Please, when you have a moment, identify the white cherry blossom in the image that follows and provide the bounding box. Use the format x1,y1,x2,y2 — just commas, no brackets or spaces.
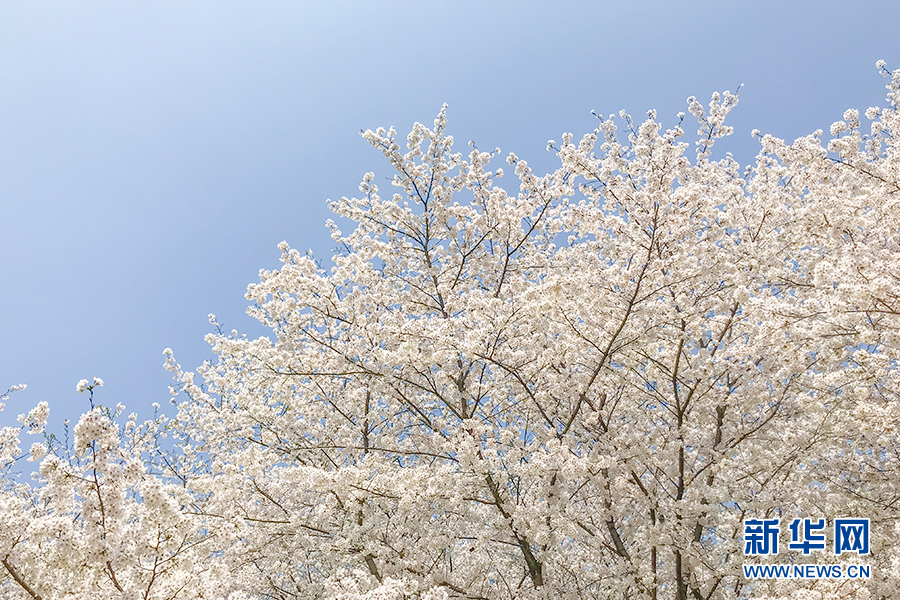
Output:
2,62,899,600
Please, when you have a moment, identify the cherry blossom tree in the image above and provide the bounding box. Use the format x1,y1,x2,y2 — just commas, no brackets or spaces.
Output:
0,381,234,600
3,62,899,600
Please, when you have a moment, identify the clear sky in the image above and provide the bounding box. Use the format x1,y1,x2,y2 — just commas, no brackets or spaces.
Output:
2,1,899,427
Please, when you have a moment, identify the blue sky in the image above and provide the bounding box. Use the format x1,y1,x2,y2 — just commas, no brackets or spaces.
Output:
2,1,899,427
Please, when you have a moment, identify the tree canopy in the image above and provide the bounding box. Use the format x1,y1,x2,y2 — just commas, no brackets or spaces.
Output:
2,63,900,600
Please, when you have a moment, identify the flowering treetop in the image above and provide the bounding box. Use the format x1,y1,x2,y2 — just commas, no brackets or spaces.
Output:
1,62,899,600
